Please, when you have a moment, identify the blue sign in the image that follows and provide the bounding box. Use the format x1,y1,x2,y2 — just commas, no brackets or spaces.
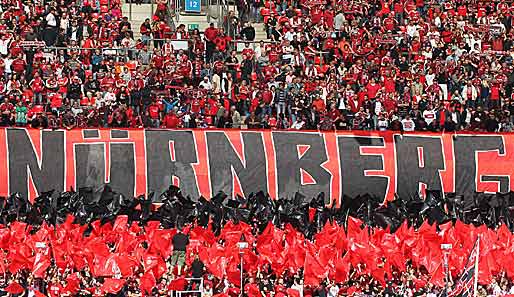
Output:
185,0,201,12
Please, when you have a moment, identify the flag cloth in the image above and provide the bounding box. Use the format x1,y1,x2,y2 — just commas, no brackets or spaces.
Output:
448,237,480,297
4,282,25,294
101,278,126,294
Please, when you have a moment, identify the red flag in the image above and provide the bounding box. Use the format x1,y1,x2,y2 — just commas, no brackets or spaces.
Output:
346,216,363,236
152,256,168,279
4,282,24,294
140,270,156,295
149,229,173,258
428,259,445,287
318,245,335,268
168,277,187,291
314,221,339,248
62,215,76,231
114,254,137,277
226,261,242,286
63,273,80,295
113,215,129,233
303,246,326,286
101,278,126,294
245,283,261,297
32,254,51,278
333,253,350,283
308,207,316,222
0,228,10,249
286,288,301,297
91,254,119,277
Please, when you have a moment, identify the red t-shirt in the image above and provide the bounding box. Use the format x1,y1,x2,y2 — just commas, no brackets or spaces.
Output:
490,84,500,100
11,59,26,73
262,89,272,104
384,77,396,93
148,104,160,119
191,99,201,113
164,113,180,128
204,27,218,41
50,93,63,108
366,83,381,99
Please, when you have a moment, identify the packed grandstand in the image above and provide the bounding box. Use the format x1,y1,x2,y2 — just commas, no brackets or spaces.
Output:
0,0,514,295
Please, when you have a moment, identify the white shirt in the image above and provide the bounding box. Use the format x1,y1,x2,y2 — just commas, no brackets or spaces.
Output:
4,57,12,74
425,73,435,86
406,24,419,38
423,109,436,125
212,73,221,93
374,100,383,115
254,46,263,59
328,285,339,297
71,107,83,116
284,31,296,42
401,119,416,131
338,98,346,110
60,17,69,31
103,92,117,106
0,39,9,56
378,119,389,131
291,284,304,297
199,80,212,90
46,12,57,27
292,120,305,130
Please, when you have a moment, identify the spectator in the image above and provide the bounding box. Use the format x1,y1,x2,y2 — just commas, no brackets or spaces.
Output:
171,227,189,277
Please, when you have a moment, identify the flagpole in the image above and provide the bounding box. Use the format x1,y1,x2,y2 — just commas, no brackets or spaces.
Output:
473,235,480,297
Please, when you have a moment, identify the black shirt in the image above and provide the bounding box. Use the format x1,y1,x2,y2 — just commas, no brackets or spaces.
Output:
172,232,189,251
191,259,205,278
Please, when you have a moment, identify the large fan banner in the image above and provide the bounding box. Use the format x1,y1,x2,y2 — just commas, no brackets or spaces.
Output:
0,128,512,203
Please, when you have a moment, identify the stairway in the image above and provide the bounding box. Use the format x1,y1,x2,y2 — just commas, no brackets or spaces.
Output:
122,2,269,42
253,22,267,41
122,3,155,39
176,13,212,32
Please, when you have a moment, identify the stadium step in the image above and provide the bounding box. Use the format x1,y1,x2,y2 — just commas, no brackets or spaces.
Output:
175,13,212,31
253,22,267,42
122,3,155,39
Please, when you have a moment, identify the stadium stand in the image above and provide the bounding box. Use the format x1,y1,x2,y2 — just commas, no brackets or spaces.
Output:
0,0,513,132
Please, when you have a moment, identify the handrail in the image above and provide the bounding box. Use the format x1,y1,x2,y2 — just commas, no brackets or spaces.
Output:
175,277,204,297
165,0,177,31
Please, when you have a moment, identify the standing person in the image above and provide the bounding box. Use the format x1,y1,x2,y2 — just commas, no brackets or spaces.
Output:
15,101,27,126
204,23,218,63
187,254,205,295
171,227,189,277
274,82,288,116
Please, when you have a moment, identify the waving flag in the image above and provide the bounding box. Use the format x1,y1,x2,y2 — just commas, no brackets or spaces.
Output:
448,237,480,297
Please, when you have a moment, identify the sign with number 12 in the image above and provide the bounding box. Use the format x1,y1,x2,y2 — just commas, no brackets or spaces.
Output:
185,0,201,12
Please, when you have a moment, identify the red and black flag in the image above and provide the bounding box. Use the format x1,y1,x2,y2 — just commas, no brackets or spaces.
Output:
448,238,480,297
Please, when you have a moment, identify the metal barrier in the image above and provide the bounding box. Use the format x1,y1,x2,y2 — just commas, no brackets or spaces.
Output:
174,278,204,297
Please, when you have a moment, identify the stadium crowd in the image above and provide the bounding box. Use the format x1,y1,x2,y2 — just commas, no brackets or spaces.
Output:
1,218,514,297
0,0,513,131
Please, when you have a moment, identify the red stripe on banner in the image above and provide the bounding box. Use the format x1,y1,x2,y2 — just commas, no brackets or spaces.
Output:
132,130,146,197
225,131,245,163
263,131,277,199
440,133,455,193
322,132,341,207
100,130,110,184
357,132,396,203
192,130,210,199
